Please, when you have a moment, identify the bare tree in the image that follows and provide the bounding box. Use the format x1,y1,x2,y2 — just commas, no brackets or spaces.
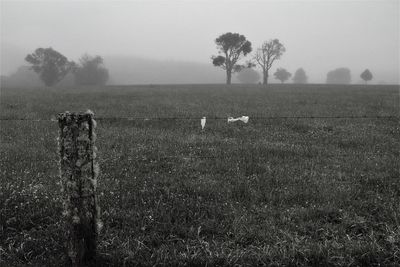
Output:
212,32,252,85
254,39,285,85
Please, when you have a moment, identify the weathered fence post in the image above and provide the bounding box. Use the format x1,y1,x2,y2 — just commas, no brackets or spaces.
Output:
58,110,101,267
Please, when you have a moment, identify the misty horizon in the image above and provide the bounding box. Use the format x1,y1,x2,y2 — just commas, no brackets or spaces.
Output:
1,0,399,85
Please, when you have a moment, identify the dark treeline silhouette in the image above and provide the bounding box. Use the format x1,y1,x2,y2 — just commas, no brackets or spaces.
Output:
20,47,110,87
326,68,351,84
0,39,385,87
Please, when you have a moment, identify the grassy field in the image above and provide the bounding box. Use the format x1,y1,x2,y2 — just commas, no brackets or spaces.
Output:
1,84,399,266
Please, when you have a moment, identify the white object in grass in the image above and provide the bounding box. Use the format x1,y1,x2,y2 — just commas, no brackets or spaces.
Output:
227,116,249,123
201,117,206,129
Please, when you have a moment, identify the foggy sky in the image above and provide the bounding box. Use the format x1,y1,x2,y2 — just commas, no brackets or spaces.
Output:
1,0,399,84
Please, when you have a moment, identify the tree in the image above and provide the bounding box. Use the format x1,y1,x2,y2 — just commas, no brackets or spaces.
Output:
25,47,74,86
360,69,373,84
254,39,285,85
326,68,351,84
274,68,291,83
74,54,109,85
211,32,252,84
236,68,260,84
292,68,308,84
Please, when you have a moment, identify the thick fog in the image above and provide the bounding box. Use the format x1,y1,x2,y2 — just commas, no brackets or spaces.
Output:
1,0,399,85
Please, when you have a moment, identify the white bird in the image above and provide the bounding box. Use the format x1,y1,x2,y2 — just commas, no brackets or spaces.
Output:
201,117,206,129
227,116,249,123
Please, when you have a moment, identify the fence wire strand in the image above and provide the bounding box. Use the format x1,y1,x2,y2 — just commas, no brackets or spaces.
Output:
0,115,399,122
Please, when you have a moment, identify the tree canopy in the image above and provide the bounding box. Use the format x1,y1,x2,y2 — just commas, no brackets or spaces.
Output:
326,68,351,84
292,68,308,84
25,47,74,86
211,32,252,84
274,68,291,83
360,69,373,84
74,54,109,86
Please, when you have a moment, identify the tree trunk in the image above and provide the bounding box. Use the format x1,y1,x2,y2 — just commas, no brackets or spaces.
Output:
226,70,232,85
263,70,268,85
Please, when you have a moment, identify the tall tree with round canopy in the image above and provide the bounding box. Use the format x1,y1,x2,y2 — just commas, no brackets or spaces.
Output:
211,32,252,85
25,47,74,86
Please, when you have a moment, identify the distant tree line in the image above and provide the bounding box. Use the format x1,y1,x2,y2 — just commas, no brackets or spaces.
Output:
324,68,373,84
19,37,375,87
211,32,374,86
211,33,286,85
24,47,109,87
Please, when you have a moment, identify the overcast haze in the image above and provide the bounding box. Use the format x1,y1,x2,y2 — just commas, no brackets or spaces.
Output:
1,0,399,84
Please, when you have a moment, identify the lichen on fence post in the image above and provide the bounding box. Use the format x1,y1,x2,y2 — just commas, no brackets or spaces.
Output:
58,110,101,267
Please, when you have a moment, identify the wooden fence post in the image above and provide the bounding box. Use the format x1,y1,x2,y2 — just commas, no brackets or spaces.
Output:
58,110,101,267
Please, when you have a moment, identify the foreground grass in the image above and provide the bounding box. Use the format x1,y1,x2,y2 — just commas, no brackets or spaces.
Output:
1,84,399,266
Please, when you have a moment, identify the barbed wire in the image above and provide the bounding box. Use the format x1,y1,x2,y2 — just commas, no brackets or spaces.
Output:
0,115,398,122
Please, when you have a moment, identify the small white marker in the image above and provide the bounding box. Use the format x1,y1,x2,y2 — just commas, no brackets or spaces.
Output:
201,117,206,130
